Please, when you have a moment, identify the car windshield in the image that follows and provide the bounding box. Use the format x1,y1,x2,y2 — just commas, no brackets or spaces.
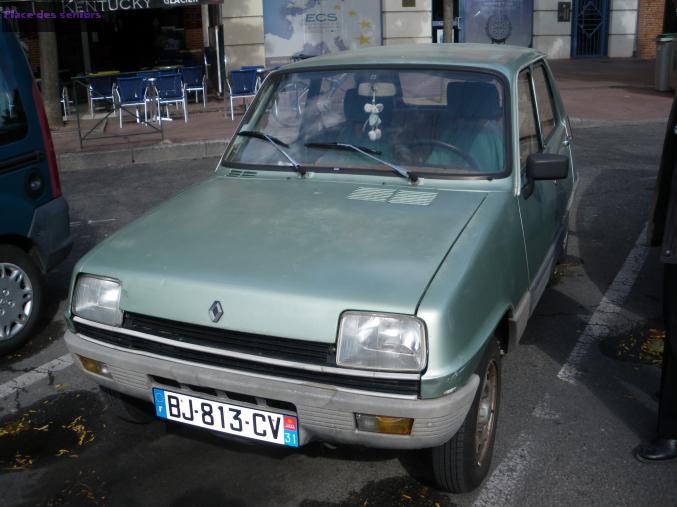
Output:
223,68,508,178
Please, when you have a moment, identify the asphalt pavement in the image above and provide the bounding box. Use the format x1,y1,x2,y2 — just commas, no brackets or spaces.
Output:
0,120,675,506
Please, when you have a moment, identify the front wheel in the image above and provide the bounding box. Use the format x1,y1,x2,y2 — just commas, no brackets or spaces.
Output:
431,339,501,493
0,245,44,355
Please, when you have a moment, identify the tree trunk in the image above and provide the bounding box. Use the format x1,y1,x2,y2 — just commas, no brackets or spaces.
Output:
37,19,62,127
443,0,454,43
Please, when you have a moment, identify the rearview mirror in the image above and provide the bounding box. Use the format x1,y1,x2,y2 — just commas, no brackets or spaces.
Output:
357,82,397,97
526,153,569,180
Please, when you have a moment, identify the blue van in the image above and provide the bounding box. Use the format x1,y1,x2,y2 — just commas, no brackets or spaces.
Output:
0,21,72,354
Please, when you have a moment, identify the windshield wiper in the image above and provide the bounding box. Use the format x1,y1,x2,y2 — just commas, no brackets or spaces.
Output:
305,142,418,183
237,130,306,176
306,142,382,155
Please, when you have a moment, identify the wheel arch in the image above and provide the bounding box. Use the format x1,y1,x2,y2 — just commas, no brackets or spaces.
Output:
494,309,512,355
0,235,45,273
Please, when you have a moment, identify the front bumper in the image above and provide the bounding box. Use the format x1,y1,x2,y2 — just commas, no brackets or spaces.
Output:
28,196,73,272
65,329,478,449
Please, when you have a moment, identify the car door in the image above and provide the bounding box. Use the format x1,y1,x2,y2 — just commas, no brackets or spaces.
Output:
530,61,575,228
516,66,562,300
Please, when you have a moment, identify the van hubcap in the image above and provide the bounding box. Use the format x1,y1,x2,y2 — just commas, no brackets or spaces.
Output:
0,263,33,341
475,360,498,466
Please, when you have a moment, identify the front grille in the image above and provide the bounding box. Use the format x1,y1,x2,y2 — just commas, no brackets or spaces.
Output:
74,322,420,396
123,312,334,366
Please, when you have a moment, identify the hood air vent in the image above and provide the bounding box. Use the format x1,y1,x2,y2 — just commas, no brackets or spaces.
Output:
388,190,438,206
227,169,258,178
347,187,437,206
347,187,396,202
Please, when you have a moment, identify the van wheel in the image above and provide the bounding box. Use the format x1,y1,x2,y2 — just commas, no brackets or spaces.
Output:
431,339,501,493
101,387,156,424
0,246,44,355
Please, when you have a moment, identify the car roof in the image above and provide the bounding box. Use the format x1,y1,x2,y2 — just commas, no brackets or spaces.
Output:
283,43,544,77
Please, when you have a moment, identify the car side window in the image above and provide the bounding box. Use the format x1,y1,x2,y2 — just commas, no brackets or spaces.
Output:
532,64,557,141
0,57,28,146
518,70,539,169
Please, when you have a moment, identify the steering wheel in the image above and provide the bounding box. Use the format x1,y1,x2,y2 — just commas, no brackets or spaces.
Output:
404,139,479,171
271,81,309,127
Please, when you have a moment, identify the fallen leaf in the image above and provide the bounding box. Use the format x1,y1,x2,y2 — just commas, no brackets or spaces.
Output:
8,451,33,469
64,416,95,446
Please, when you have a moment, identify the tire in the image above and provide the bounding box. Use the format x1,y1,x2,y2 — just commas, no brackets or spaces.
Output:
0,245,44,355
431,339,502,493
101,387,156,424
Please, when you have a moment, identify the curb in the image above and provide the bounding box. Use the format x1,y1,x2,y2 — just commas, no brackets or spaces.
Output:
56,117,668,170
56,139,228,172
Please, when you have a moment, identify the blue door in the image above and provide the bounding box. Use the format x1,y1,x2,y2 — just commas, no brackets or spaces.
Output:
571,0,610,57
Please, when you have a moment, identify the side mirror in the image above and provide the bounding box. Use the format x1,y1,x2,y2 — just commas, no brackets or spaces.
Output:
526,153,569,180
523,153,569,199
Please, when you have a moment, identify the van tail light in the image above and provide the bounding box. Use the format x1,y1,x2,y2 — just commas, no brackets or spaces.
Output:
31,81,62,198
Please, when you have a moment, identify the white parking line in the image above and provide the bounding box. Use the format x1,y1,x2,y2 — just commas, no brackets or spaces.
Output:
69,218,118,227
557,224,650,384
473,432,533,507
476,224,650,505
0,354,74,399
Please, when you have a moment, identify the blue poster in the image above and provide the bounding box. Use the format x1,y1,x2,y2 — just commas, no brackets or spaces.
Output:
263,0,382,65
461,0,534,47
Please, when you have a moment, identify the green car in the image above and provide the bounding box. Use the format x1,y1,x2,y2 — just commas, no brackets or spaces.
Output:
64,44,576,493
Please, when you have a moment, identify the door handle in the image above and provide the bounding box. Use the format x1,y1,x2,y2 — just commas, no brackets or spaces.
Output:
563,136,572,147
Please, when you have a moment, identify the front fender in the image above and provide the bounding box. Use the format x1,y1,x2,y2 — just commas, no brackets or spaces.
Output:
418,192,528,399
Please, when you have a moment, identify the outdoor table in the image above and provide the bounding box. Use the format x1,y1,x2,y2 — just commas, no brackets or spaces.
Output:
145,77,169,123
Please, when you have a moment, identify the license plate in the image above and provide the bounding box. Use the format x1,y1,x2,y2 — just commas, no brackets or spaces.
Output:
152,388,299,447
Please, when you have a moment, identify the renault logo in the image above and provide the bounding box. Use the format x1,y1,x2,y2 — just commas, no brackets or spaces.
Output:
208,301,224,323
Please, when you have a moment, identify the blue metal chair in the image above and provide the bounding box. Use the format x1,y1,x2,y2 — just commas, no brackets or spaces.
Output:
181,65,206,107
87,75,115,117
60,83,73,121
114,76,149,128
137,70,159,82
155,73,187,123
240,66,265,91
226,69,258,121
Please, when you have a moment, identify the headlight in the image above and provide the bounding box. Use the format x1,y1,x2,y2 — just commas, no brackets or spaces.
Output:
72,275,123,326
336,311,427,372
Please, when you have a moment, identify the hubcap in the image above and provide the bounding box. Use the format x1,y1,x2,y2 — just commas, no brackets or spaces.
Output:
475,359,498,466
0,263,33,341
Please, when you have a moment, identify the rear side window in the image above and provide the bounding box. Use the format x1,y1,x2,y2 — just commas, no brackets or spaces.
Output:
518,70,539,169
0,57,28,145
532,64,557,140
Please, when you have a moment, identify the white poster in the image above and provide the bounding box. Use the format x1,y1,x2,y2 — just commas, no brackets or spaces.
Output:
264,0,382,66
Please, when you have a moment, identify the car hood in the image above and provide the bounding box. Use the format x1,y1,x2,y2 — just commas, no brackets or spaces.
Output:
78,175,487,343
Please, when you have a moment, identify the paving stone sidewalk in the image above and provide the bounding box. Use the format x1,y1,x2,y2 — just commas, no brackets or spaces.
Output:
549,58,672,125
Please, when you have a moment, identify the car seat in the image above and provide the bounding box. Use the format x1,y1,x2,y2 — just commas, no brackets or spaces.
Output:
427,82,505,173
310,88,395,167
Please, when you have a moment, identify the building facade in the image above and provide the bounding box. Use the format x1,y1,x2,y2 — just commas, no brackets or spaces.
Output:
1,0,670,86
220,0,667,68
